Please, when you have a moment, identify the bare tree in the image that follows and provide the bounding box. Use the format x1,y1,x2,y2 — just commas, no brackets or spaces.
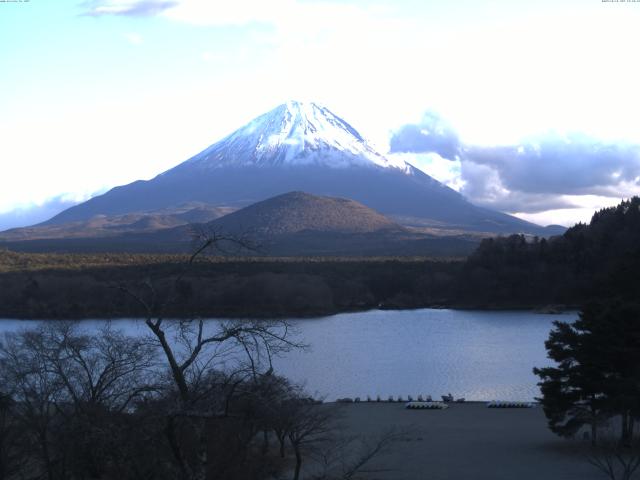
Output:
118,230,297,405
117,230,303,480
263,377,302,459
288,403,336,480
34,322,158,413
0,328,67,480
0,323,159,480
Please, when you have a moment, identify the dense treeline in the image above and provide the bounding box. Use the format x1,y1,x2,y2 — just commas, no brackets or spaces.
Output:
457,197,640,307
0,254,461,319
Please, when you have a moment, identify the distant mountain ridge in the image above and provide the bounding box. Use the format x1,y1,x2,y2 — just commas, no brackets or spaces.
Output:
39,101,561,236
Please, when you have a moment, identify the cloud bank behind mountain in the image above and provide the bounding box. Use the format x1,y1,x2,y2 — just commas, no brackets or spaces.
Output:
389,112,640,223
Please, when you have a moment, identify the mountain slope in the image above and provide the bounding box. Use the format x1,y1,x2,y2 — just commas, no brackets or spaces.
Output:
41,101,555,235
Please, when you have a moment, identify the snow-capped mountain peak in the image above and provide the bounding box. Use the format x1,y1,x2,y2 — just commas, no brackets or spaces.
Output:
41,101,552,236
184,101,409,170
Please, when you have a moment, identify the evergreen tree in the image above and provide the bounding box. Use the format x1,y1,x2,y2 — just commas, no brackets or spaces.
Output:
534,301,640,445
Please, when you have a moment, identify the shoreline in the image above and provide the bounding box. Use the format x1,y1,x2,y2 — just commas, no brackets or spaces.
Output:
0,304,580,322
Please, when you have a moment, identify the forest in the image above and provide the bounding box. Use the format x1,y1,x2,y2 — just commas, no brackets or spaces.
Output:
0,197,639,319
457,197,640,307
0,254,461,319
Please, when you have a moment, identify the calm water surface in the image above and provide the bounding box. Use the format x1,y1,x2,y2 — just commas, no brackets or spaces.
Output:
0,309,576,401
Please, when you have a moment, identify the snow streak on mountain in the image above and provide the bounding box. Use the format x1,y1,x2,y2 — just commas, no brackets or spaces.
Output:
179,101,409,171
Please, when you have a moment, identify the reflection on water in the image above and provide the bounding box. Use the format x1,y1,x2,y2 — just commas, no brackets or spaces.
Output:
0,309,576,401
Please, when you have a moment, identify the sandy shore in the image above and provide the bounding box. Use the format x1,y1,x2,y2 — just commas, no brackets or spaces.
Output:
333,402,602,480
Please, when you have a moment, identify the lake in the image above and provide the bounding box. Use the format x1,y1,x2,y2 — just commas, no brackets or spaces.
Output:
0,309,576,401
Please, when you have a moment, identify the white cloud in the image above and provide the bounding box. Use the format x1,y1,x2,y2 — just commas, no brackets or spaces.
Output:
389,108,640,224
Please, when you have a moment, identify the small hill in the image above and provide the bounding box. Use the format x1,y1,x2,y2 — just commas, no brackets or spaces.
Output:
208,191,404,237
0,203,230,241
196,192,480,256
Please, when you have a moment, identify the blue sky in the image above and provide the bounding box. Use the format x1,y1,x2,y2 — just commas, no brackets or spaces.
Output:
1,0,639,229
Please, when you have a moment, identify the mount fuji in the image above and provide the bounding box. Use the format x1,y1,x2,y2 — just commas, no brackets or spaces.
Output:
41,101,557,235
